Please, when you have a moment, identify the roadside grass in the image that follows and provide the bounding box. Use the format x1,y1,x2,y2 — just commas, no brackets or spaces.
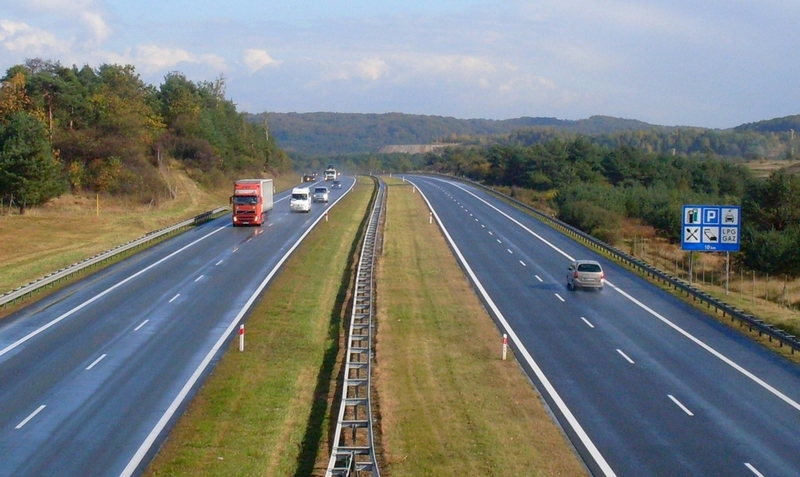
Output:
0,171,299,298
374,177,586,476
143,177,374,477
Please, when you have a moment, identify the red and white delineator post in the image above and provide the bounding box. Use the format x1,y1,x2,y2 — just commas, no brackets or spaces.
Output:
239,324,245,352
502,333,508,360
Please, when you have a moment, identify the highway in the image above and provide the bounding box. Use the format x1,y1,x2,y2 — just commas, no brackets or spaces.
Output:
0,177,354,477
402,174,800,477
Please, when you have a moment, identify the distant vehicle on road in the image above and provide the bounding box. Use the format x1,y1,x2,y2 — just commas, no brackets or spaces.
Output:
312,186,329,203
331,180,342,189
566,260,604,290
230,179,273,226
290,187,311,213
324,165,336,181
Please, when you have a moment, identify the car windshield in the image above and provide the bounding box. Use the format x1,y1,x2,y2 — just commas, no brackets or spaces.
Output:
577,263,602,273
315,188,326,193
292,193,308,200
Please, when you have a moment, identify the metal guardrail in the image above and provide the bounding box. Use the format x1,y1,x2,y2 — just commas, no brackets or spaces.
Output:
326,178,385,477
1,206,230,309
428,173,800,354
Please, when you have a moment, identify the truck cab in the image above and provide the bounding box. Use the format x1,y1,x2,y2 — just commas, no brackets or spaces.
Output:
290,187,311,213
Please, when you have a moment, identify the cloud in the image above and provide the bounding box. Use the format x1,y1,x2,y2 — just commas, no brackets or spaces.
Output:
243,49,280,72
0,19,66,53
357,58,388,80
101,45,228,74
80,11,112,44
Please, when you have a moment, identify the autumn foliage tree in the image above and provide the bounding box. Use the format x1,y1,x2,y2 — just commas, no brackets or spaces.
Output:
0,58,290,212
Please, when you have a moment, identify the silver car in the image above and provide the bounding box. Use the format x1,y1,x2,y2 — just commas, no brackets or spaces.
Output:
567,260,604,290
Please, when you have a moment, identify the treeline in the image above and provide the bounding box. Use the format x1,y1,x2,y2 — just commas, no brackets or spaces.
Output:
424,138,800,276
252,111,800,160
505,127,792,160
254,112,658,156
0,59,289,213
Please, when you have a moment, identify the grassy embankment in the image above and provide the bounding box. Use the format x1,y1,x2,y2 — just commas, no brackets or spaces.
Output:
374,177,585,476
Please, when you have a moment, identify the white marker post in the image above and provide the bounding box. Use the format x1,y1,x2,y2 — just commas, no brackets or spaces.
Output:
239,324,245,352
429,212,433,224
325,212,328,222
502,334,508,360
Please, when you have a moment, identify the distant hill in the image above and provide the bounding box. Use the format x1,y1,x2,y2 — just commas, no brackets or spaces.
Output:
249,111,800,160
249,112,665,156
733,115,800,133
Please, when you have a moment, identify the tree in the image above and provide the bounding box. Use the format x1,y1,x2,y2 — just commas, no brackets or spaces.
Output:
0,111,65,213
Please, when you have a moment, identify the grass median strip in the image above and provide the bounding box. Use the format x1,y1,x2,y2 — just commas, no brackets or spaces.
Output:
144,178,374,477
374,177,586,476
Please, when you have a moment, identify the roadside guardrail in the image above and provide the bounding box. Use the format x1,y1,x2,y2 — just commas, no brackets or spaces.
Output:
429,173,800,354
1,206,230,309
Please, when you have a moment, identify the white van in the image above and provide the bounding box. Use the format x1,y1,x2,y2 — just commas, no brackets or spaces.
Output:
290,187,311,213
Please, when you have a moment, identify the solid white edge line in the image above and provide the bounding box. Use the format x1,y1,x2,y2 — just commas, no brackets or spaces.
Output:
616,349,635,364
436,177,800,414
118,178,357,477
406,178,617,477
745,463,765,477
15,405,46,429
86,353,107,370
607,281,800,413
668,394,694,416
581,317,595,328
0,227,227,359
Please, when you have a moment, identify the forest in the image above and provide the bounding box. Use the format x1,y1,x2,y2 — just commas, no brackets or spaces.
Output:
0,59,290,213
257,111,800,159
421,139,800,276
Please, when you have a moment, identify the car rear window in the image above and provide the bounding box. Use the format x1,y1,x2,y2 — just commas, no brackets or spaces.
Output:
577,263,602,272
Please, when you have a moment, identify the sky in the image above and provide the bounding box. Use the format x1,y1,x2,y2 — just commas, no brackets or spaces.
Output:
1,0,798,129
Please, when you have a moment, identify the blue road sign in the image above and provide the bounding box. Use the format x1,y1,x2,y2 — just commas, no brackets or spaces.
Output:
681,205,740,252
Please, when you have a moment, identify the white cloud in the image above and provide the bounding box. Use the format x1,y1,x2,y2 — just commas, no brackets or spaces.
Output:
136,45,195,70
0,19,66,53
243,49,279,72
80,11,112,44
357,57,388,80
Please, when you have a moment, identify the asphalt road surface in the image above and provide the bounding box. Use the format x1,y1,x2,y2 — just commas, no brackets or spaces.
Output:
0,177,355,477
402,174,800,477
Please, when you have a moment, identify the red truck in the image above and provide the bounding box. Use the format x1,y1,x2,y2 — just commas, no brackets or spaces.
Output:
230,179,274,226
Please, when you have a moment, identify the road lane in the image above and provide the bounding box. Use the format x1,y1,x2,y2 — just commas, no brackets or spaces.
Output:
0,177,356,477
405,174,800,477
